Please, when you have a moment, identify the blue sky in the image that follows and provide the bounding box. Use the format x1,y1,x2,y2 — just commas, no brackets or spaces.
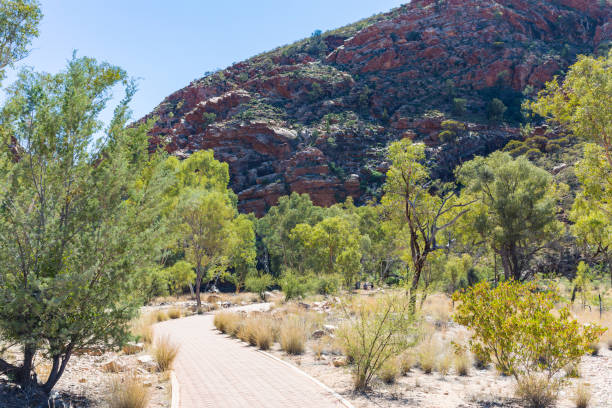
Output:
3,0,405,123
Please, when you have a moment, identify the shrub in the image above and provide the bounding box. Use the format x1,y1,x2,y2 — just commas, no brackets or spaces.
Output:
153,335,179,372
108,375,150,408
587,341,600,356
238,316,275,350
379,359,399,384
438,129,456,143
515,374,559,408
279,271,310,300
314,274,341,295
572,382,592,408
452,98,467,116
245,273,274,300
487,98,507,121
280,317,307,355
167,308,182,319
337,294,415,390
437,352,453,376
453,281,604,382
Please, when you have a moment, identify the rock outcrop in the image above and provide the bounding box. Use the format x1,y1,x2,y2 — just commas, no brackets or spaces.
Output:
142,0,611,215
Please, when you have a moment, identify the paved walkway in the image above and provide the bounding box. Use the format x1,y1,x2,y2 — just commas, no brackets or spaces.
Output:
155,304,345,408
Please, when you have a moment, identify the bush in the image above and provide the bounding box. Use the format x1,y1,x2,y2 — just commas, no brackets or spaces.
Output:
437,352,453,376
452,98,467,116
279,271,310,300
245,273,274,300
515,374,559,408
572,382,592,408
238,316,275,350
398,351,415,375
108,375,150,408
453,281,604,382
337,294,415,390
454,352,470,376
280,317,307,355
154,310,169,322
314,274,341,295
417,339,438,374
153,335,180,372
487,98,507,121
438,129,456,143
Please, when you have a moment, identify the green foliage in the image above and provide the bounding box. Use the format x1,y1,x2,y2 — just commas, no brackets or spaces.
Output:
456,151,561,281
244,273,273,300
278,270,310,300
0,56,172,393
0,0,42,81
337,294,416,390
383,139,471,312
202,111,217,126
487,98,507,121
528,50,611,167
452,97,467,116
165,261,196,296
453,282,604,382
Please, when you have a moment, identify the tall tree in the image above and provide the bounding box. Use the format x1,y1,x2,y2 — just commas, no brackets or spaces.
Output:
0,0,42,81
0,57,172,394
382,139,472,313
456,151,562,281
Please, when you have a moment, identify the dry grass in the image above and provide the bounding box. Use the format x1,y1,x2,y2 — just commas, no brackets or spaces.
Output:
131,315,154,345
421,294,453,328
280,317,307,355
213,312,243,335
153,335,179,372
154,309,169,322
572,382,592,408
437,352,453,376
108,375,150,408
417,338,439,374
34,361,52,383
241,317,276,350
167,307,182,319
379,359,400,384
454,352,470,376
312,338,326,360
515,375,559,408
398,350,415,375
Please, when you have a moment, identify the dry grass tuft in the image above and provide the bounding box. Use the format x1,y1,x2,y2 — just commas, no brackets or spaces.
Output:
417,338,439,374
108,375,150,408
454,352,470,376
398,350,415,375
312,338,326,360
421,294,453,328
167,307,182,319
153,335,179,372
131,315,154,345
515,375,559,408
437,352,453,376
35,361,52,383
213,312,243,335
280,317,307,355
572,382,592,408
154,309,169,322
379,359,400,384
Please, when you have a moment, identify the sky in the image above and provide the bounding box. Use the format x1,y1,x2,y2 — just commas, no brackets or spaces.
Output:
3,0,405,124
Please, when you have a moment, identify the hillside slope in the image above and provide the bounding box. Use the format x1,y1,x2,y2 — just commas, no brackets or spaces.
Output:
142,0,611,215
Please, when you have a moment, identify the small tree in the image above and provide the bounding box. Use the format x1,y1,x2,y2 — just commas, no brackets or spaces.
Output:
337,294,415,390
453,281,604,382
245,273,273,300
382,139,473,313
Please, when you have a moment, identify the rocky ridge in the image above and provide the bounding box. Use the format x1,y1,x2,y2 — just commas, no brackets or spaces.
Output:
142,0,611,215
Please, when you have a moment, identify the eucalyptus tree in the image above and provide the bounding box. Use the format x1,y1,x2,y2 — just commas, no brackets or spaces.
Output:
382,139,473,313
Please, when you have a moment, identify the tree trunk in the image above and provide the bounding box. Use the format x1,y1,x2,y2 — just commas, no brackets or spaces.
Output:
409,257,425,315
42,347,72,394
195,264,203,309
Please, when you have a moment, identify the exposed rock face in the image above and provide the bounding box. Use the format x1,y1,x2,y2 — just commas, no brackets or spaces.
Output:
142,0,611,215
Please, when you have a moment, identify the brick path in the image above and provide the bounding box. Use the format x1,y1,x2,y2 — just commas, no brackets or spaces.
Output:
155,304,345,408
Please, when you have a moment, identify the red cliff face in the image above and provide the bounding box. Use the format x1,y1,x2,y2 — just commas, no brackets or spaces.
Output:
143,0,611,216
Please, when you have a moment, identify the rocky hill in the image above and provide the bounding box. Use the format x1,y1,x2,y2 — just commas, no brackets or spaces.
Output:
142,0,611,215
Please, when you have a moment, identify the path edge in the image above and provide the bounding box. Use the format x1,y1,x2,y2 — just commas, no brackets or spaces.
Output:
257,350,355,408
170,370,180,408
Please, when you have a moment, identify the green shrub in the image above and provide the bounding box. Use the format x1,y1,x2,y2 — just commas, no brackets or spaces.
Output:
314,274,341,295
438,129,456,143
487,98,507,121
452,98,467,116
245,273,274,300
453,281,604,382
279,270,310,300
